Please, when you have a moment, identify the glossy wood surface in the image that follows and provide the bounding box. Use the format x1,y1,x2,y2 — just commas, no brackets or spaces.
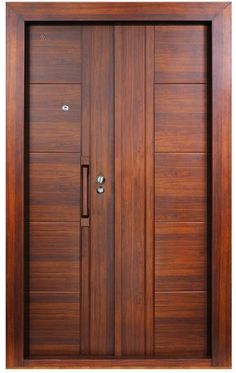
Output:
88,25,115,355
6,2,231,369
155,222,207,291
155,25,207,83
155,292,208,357
115,25,146,356
28,84,81,152
27,24,81,83
155,84,207,152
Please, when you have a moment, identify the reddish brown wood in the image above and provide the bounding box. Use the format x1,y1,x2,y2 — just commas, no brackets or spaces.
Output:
211,3,231,367
6,6,25,368
8,2,229,21
155,153,207,222
155,222,207,291
27,24,81,83
26,292,80,356
6,2,231,369
155,84,207,153
28,84,81,152
145,25,155,356
29,153,80,222
155,25,207,83
115,24,146,356
27,223,80,291
88,25,115,355
22,358,213,368
155,292,208,357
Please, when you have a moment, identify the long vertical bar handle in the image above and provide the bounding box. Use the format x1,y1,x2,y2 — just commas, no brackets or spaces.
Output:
81,164,89,218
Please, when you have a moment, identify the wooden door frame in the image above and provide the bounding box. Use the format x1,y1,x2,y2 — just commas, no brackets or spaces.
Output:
6,2,231,369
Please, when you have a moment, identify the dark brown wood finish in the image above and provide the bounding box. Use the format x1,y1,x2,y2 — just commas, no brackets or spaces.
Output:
89,25,115,355
6,2,231,369
212,3,231,367
115,24,146,356
155,25,207,83
28,84,81,152
27,24,81,83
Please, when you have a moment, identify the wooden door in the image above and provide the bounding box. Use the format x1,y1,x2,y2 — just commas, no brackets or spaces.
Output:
7,3,231,369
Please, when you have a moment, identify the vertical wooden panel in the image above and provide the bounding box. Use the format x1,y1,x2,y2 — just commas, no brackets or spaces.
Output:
6,7,25,367
115,25,146,355
89,26,115,355
80,26,91,355
212,4,231,367
145,25,155,356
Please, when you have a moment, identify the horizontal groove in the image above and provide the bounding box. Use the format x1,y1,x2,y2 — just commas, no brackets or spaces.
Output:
28,221,80,224
155,290,206,294
27,152,81,154
25,221,80,223
25,291,80,293
154,82,207,85
26,82,81,85
155,221,206,223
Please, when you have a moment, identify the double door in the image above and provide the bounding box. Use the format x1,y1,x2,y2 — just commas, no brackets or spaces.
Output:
25,22,209,358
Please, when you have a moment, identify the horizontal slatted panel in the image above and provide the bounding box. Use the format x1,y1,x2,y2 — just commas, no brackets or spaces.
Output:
26,292,80,356
27,25,81,83
155,25,207,83
154,292,208,357
28,84,81,152
155,84,207,153
29,153,80,221
155,222,207,291
155,153,207,222
26,223,80,291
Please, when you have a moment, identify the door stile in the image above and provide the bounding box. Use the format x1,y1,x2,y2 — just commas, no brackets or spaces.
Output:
80,25,91,355
145,25,155,356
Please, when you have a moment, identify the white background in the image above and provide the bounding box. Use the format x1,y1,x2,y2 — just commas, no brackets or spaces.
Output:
0,0,234,372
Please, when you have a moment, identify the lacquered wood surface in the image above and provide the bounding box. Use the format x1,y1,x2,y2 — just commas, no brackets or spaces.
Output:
6,2,231,369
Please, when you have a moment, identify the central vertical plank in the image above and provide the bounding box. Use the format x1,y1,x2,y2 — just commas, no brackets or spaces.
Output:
115,25,146,356
89,26,115,355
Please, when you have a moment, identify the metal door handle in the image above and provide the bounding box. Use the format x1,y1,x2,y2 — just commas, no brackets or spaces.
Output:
81,165,89,217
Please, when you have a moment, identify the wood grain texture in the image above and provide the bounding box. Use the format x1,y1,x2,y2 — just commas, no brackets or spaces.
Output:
26,223,80,291
155,153,207,222
22,358,212,369
89,25,115,355
155,292,208,357
26,292,80,356
29,153,80,221
27,24,81,83
28,84,81,152
211,3,231,367
155,25,207,83
145,25,154,356
155,84,207,152
6,6,25,368
155,222,207,291
115,25,146,356
8,2,229,21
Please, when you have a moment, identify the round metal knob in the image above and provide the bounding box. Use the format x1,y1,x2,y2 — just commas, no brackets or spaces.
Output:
96,186,104,194
62,104,69,112
96,175,105,185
